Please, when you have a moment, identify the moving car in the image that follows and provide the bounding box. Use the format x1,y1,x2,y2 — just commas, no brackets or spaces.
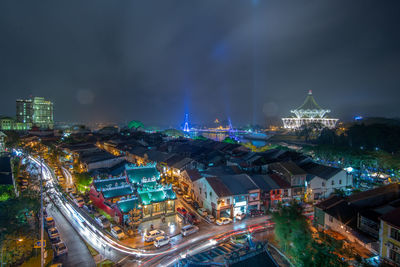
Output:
181,224,199,237
183,195,192,204
53,242,68,256
111,226,126,240
216,217,232,226
235,213,246,221
48,227,60,239
144,229,165,242
94,214,110,228
197,208,208,216
154,235,170,248
73,197,85,208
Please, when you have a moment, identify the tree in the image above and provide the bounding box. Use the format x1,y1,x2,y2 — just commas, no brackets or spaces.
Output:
222,137,237,144
75,172,93,193
271,201,348,267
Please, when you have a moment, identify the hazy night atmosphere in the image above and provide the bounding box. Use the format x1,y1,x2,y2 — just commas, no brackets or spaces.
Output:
1,1,400,267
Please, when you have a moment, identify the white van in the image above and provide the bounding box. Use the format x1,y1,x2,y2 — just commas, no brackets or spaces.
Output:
154,236,170,248
181,224,199,237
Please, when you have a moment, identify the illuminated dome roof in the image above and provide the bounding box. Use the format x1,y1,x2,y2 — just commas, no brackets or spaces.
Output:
291,90,330,119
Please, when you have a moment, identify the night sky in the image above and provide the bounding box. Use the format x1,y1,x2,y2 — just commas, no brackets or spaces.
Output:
1,1,400,127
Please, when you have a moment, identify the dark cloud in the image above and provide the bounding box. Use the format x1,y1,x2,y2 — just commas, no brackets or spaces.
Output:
1,0,399,127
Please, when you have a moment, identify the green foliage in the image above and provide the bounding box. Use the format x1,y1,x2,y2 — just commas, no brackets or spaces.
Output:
75,172,93,193
0,190,40,236
193,135,207,140
128,120,144,130
0,185,14,201
271,202,348,267
222,137,237,144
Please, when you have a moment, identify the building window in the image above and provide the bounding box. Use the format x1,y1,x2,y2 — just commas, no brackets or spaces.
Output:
339,180,342,185
209,191,212,198
331,180,334,186
227,198,230,205
389,249,400,264
329,216,333,223
322,182,325,187
390,227,400,242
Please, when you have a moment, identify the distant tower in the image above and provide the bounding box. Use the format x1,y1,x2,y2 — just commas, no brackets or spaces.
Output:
183,114,190,132
228,118,234,132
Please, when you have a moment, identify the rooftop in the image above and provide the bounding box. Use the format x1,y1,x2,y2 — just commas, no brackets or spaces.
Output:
301,162,342,180
117,197,140,213
380,207,400,228
126,164,160,184
218,174,259,195
205,176,232,198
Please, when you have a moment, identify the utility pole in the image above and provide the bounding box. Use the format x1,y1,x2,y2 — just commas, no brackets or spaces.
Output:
40,157,44,267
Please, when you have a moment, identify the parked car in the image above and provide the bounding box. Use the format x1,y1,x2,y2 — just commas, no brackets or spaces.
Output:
205,214,215,223
183,195,192,204
45,217,55,228
73,197,85,208
176,189,183,195
249,209,264,217
181,224,199,237
145,229,165,242
48,227,60,239
235,213,246,221
197,208,208,216
192,201,200,210
65,187,74,193
111,226,126,240
177,207,188,217
154,235,170,248
216,217,232,226
188,213,200,224
95,215,110,228
53,242,68,256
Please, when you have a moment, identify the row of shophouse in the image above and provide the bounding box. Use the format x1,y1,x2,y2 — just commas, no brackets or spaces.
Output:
58,135,354,224
314,183,400,266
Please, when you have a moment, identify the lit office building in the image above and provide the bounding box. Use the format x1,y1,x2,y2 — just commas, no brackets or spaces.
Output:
16,97,54,129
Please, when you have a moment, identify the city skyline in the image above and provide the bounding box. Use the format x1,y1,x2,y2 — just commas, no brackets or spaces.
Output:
1,1,400,126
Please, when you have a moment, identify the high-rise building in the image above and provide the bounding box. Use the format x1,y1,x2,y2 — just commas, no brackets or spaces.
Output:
16,99,33,125
16,97,54,129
